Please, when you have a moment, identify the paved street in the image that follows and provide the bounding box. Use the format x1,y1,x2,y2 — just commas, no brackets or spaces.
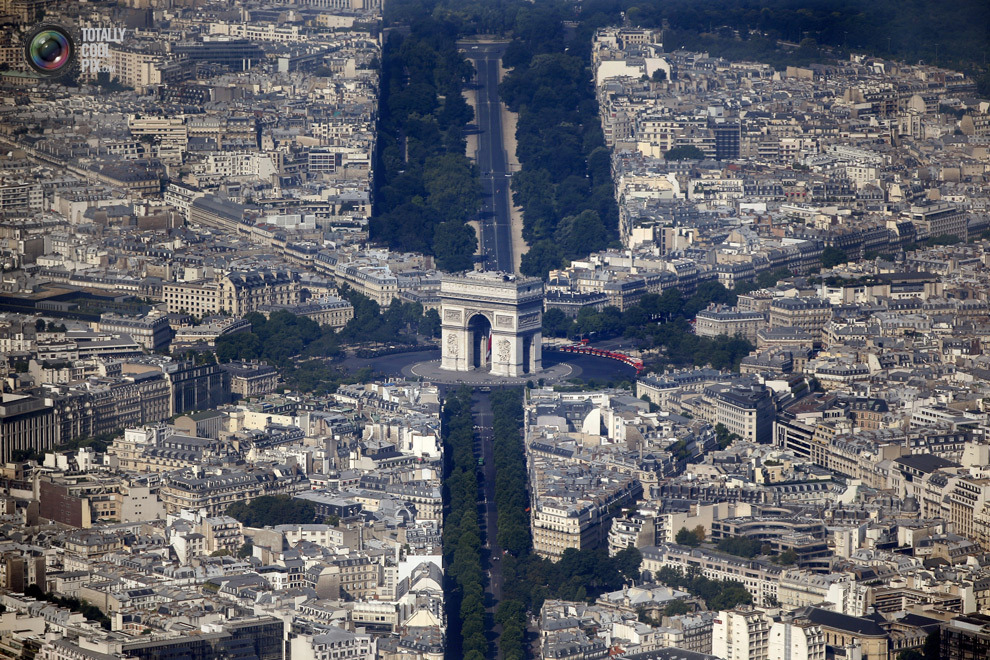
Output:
464,42,514,273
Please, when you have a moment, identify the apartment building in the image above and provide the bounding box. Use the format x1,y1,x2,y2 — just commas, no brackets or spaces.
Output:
127,115,188,162
289,630,373,660
162,281,224,317
110,47,165,91
531,474,642,561
120,618,283,660
163,270,300,316
38,474,163,528
909,202,967,240
0,394,58,464
705,384,776,444
159,467,305,516
98,313,173,351
769,297,832,340
696,306,767,342
712,608,770,660
941,614,990,660
0,181,43,213
950,477,990,547
777,570,868,615
220,361,279,399
769,617,826,660
532,501,598,562
315,555,381,601
110,426,226,474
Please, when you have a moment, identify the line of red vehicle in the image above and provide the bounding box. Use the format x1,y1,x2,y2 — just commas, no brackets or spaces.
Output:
549,343,644,373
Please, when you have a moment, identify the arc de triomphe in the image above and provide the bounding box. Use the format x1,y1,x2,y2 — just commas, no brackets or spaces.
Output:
439,272,543,377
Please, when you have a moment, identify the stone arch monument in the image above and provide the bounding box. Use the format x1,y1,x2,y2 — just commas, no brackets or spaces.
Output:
440,272,543,377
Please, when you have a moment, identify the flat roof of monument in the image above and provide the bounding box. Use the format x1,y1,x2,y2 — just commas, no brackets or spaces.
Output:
439,271,545,297
442,271,540,282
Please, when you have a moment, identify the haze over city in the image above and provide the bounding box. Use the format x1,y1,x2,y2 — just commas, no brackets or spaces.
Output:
0,1,990,660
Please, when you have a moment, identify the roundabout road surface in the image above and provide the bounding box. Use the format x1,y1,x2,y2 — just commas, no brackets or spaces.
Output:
338,348,637,383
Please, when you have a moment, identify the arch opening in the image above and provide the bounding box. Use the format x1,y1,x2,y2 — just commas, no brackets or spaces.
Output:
467,314,492,370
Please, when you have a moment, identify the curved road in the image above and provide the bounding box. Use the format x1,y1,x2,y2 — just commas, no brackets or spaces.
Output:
463,42,514,273
340,348,636,383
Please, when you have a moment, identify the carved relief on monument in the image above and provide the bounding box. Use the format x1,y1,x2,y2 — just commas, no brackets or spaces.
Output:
518,312,540,327
495,314,514,328
444,309,462,322
496,339,511,363
446,334,459,356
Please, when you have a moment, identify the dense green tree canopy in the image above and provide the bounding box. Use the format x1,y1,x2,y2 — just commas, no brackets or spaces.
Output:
499,29,620,277
716,536,764,558
821,246,849,269
676,526,704,547
226,496,317,527
370,20,480,271
664,145,707,161
442,389,487,658
433,221,478,272
213,298,436,396
654,565,753,610
520,239,565,278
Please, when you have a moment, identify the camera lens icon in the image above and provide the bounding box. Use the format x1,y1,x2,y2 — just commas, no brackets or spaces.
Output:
24,25,75,75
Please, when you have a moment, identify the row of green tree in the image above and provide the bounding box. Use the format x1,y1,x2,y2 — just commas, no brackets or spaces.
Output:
441,388,487,660
491,389,531,557
499,6,621,278
34,319,67,333
489,389,530,660
225,495,318,528
371,19,480,271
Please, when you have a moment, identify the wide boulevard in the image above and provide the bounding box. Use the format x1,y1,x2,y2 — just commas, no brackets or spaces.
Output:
463,42,514,273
